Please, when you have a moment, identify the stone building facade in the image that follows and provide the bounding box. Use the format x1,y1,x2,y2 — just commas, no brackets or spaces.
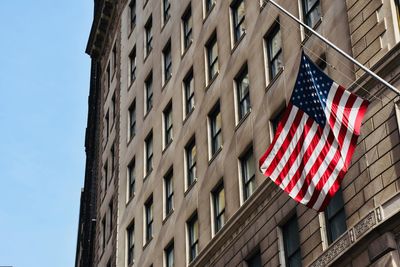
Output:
76,0,400,266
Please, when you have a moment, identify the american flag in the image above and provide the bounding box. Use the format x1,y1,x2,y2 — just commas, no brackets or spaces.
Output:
259,52,369,211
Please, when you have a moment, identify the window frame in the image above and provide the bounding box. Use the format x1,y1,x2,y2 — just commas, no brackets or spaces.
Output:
204,0,215,17
127,158,136,200
163,103,173,148
144,195,154,244
164,241,174,267
208,102,222,158
129,47,137,85
182,5,193,52
324,188,347,245
231,0,246,44
145,72,153,114
163,0,171,25
281,215,302,267
128,99,136,141
235,64,250,122
129,0,136,31
145,132,153,176
187,212,199,263
205,32,219,84
183,68,195,117
185,137,197,190
240,148,256,202
265,22,283,82
163,41,172,85
145,16,153,57
302,0,321,28
212,182,225,235
164,169,174,218
127,222,135,266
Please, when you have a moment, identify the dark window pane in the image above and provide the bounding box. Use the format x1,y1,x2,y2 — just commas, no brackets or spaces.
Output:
184,70,195,116
213,183,225,233
247,251,262,267
187,213,199,262
145,197,153,242
282,216,302,267
302,0,321,28
127,223,134,265
236,66,250,120
232,0,245,43
209,104,222,156
206,35,218,81
182,6,193,50
145,73,153,112
241,149,256,200
129,0,136,30
266,24,283,80
165,242,174,267
186,139,197,187
325,188,347,244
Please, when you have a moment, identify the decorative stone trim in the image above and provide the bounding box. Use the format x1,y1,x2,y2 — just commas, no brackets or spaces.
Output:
309,208,380,267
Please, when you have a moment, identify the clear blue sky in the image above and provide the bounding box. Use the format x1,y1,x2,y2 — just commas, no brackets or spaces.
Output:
0,1,92,266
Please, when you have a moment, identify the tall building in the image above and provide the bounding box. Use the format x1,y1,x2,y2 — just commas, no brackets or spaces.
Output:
76,0,400,266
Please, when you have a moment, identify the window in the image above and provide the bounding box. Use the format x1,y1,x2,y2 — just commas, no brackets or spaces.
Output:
209,103,222,157
145,132,153,176
129,100,136,140
302,0,321,28
235,65,250,121
163,0,171,25
145,72,153,113
102,217,106,249
108,201,113,240
204,0,215,15
206,33,219,83
240,149,256,201
163,104,173,147
107,259,111,267
145,17,153,57
128,159,135,200
282,216,302,267
112,44,117,75
325,188,346,244
231,0,245,44
182,5,193,51
187,213,199,263
111,93,116,121
127,222,135,266
185,138,197,189
270,107,285,136
164,241,174,267
145,196,154,243
110,144,115,177
183,69,195,116
104,162,108,192
163,41,172,84
265,23,283,81
246,250,262,267
129,0,136,30
129,47,136,84
105,110,110,138
164,169,174,216
212,182,225,234
106,63,111,88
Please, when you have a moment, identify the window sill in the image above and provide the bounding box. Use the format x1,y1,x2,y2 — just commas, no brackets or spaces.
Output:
162,210,174,225
144,49,152,62
143,238,153,250
127,134,135,147
202,3,215,24
181,41,193,59
301,17,323,45
231,32,246,54
183,106,195,125
205,72,219,91
162,77,171,91
208,146,222,165
143,108,152,120
128,25,136,39
235,109,251,132
184,178,197,197
265,67,284,93
143,169,153,181
126,194,135,206
128,79,136,91
162,140,173,154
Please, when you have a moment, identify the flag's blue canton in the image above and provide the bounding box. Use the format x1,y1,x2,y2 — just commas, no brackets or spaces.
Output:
291,54,333,126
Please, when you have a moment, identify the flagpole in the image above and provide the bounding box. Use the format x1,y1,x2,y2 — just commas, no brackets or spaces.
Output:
264,0,400,96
